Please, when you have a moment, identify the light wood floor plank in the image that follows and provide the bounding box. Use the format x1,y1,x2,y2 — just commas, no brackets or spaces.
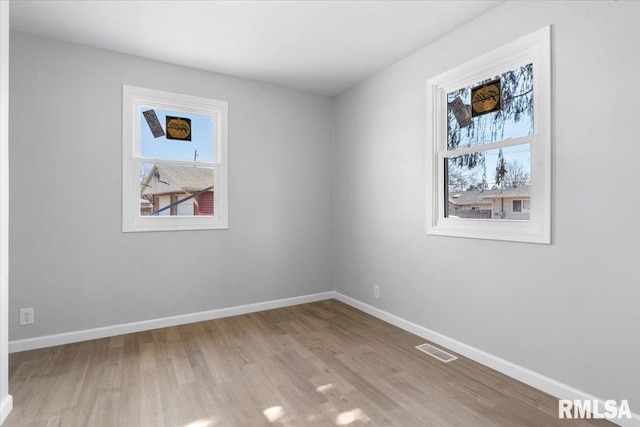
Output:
5,299,612,426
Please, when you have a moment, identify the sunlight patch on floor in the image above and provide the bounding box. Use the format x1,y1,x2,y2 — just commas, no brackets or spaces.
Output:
336,408,367,425
263,405,285,423
183,416,216,427
316,383,334,393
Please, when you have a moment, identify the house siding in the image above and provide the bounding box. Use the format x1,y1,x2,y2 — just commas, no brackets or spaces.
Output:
195,192,214,216
156,195,171,216
492,197,530,220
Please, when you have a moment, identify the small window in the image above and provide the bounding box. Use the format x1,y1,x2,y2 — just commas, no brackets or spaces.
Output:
426,27,551,244
513,200,522,213
123,86,228,232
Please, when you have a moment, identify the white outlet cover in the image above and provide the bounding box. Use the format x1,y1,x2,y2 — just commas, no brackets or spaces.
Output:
19,307,34,325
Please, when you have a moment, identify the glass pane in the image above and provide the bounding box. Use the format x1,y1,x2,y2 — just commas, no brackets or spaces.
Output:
513,200,522,212
139,163,214,217
447,63,533,150
140,107,215,162
446,144,530,220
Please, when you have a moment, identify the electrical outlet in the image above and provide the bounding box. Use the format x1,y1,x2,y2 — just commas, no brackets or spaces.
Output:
19,307,34,326
373,285,380,299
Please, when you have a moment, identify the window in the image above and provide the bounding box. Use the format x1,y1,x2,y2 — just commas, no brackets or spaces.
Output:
123,86,228,232
426,27,551,244
512,199,530,214
513,200,522,213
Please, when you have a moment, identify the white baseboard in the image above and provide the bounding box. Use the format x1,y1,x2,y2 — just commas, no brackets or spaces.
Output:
0,394,12,425
8,291,335,353
8,291,639,426
333,292,640,427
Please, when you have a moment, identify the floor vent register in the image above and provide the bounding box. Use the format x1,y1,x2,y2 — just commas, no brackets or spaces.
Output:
415,342,458,363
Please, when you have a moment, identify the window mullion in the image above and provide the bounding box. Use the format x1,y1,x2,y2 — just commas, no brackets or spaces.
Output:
443,134,536,158
136,157,217,168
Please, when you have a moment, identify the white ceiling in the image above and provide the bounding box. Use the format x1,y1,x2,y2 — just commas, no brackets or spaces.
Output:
10,0,502,96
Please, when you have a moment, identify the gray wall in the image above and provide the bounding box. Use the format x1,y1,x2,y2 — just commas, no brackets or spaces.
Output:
9,32,334,339
333,0,640,410
0,0,10,415
8,0,640,414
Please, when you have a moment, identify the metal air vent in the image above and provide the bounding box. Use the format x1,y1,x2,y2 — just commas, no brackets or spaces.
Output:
415,342,458,363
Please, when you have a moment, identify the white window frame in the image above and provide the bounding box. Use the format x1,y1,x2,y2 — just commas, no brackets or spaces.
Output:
122,85,228,232
426,27,551,244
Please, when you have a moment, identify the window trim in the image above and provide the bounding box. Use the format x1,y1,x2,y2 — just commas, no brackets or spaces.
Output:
426,26,551,244
122,85,228,232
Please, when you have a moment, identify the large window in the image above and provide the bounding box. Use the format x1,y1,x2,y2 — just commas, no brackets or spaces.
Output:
123,86,228,232
426,27,551,243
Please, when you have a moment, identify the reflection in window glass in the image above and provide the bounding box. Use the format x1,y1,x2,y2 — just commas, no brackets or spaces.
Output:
139,108,215,162
447,63,533,150
139,163,214,217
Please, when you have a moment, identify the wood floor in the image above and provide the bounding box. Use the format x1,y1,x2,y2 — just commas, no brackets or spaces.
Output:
5,299,611,426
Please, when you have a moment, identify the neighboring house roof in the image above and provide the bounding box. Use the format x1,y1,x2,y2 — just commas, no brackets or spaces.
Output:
142,164,214,196
449,191,492,206
478,186,530,199
449,186,530,206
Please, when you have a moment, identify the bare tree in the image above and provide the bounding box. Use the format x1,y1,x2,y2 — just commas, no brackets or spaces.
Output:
503,160,530,188
140,163,154,184
447,162,483,192
447,166,470,192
